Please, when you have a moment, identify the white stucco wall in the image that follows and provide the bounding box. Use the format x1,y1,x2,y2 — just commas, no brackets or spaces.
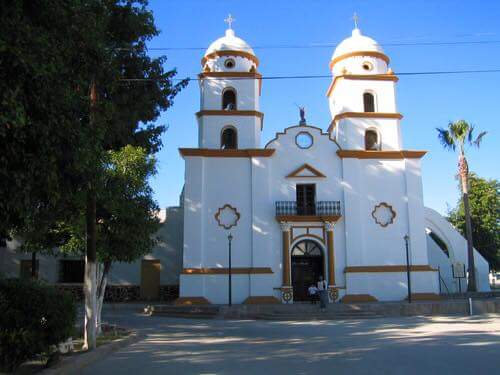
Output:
425,207,490,292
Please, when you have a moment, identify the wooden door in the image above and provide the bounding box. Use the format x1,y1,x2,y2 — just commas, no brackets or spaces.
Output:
140,259,161,300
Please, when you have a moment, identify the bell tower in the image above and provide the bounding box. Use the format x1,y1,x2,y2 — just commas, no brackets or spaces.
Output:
197,16,263,150
327,24,402,151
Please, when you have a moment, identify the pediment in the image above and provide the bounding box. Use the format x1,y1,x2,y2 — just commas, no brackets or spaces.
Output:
286,163,326,178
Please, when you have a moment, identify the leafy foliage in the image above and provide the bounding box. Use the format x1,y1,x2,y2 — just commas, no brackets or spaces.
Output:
0,279,76,371
0,0,187,242
436,120,487,154
448,174,500,270
57,145,161,263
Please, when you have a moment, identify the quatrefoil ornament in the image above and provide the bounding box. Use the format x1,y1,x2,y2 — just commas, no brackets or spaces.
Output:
371,202,396,228
214,204,240,230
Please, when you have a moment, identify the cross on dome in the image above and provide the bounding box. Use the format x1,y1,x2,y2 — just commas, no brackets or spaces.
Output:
352,12,359,29
224,14,236,29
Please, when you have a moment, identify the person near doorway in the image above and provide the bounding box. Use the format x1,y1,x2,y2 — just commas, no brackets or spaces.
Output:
317,276,328,311
308,284,318,304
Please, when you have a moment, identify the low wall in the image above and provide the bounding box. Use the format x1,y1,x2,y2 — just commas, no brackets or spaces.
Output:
55,284,179,302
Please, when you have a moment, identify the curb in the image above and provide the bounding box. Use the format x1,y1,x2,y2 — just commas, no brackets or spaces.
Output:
41,331,141,375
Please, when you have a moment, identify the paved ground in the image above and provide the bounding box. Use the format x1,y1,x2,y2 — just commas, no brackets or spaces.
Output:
82,307,500,375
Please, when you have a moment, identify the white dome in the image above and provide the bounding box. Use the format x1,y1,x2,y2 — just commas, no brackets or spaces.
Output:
332,28,384,60
205,29,255,56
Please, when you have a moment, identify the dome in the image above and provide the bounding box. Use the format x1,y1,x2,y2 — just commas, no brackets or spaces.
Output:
205,29,255,57
332,28,384,61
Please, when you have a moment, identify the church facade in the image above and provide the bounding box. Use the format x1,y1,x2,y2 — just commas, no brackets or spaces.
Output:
0,22,491,303
177,24,491,305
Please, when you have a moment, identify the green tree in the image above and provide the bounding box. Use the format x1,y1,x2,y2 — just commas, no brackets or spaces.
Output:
2,0,187,349
448,174,499,271
437,120,487,291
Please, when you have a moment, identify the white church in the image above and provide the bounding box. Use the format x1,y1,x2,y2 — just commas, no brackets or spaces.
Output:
176,20,491,305
0,19,491,304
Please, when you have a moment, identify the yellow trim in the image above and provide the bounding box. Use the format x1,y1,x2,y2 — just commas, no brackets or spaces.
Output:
196,110,264,119
198,72,262,79
329,51,390,70
202,50,259,67
182,267,273,275
337,150,427,160
328,112,403,133
243,296,280,305
174,297,211,305
345,265,437,273
286,163,326,178
179,148,275,158
408,293,441,301
341,294,378,303
199,72,263,96
326,74,399,97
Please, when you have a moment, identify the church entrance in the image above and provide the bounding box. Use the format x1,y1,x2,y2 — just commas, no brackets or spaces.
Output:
291,240,324,301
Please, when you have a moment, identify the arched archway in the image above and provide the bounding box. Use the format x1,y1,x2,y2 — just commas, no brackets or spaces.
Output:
291,239,325,301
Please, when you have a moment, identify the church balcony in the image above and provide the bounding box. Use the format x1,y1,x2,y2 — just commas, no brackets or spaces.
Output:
275,201,342,222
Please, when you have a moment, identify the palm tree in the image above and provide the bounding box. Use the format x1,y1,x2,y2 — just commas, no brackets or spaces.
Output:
437,120,487,292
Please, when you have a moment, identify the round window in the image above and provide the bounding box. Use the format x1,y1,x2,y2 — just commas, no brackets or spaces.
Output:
362,61,373,71
295,132,313,149
224,58,235,69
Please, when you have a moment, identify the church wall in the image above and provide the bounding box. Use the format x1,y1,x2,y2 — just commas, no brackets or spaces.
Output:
330,79,397,116
265,125,347,289
181,156,258,303
249,157,281,296
337,117,401,151
203,157,252,267
404,158,429,265
331,55,388,77
346,271,439,301
198,116,261,149
344,158,411,265
205,55,254,74
183,157,205,268
201,78,259,111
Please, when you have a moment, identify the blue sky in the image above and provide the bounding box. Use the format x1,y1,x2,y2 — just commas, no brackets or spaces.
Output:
146,0,499,215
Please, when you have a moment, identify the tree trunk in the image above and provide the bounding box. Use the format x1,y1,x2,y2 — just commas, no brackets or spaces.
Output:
31,251,37,279
83,190,97,350
96,261,110,336
84,79,98,350
459,156,477,292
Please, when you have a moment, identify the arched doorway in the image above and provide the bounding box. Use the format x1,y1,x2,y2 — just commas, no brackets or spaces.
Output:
291,240,324,301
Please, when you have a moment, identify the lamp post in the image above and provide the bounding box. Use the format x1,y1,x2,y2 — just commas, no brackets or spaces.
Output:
404,234,412,303
215,204,240,307
228,232,233,306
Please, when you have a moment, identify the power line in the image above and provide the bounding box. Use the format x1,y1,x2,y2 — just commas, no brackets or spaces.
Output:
141,39,500,52
120,69,500,83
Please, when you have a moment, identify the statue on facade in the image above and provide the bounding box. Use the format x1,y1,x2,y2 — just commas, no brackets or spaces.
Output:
299,106,306,125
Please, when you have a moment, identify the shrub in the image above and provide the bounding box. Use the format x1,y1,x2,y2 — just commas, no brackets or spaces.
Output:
0,278,76,372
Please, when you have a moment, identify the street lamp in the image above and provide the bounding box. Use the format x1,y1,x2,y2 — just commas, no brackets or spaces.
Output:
404,234,412,303
214,204,240,306
228,232,233,306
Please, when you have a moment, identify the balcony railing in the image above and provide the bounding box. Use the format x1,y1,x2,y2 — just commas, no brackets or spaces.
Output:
275,201,341,217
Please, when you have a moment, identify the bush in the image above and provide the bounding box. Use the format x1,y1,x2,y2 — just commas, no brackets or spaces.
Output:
0,278,76,372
